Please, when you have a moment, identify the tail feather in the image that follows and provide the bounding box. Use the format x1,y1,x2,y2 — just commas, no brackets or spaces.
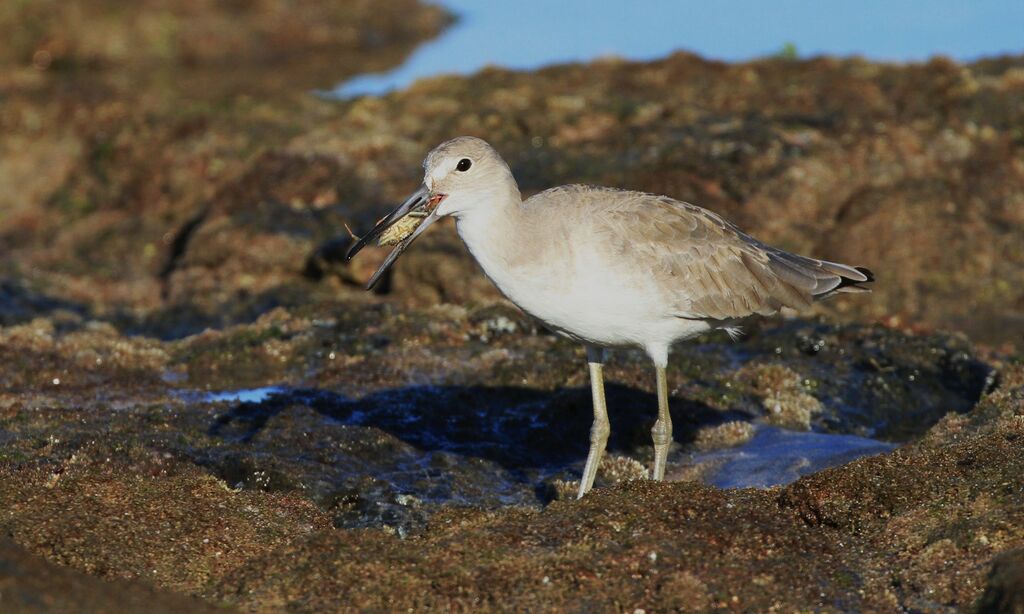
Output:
765,248,875,302
827,266,874,295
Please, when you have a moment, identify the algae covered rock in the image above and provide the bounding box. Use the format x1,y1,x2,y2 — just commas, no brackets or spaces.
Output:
0,1,1022,609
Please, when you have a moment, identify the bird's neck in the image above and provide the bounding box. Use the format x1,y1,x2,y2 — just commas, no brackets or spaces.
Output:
454,189,525,287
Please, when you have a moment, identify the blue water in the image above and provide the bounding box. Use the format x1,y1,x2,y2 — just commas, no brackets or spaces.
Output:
692,426,896,489
335,0,1024,97
200,386,284,404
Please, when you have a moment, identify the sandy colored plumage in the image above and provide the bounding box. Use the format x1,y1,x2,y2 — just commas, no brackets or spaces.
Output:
522,184,871,323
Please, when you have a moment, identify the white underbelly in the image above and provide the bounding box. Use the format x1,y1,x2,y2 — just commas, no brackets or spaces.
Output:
457,214,712,349
490,263,710,349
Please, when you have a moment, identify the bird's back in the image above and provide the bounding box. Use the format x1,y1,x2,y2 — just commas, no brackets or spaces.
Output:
522,185,873,324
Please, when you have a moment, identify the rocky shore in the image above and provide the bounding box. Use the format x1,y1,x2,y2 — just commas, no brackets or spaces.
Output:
1,1,1022,611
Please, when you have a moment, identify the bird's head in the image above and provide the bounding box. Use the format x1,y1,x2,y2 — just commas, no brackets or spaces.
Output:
345,136,518,288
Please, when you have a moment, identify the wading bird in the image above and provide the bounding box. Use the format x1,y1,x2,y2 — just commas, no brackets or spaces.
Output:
346,137,873,498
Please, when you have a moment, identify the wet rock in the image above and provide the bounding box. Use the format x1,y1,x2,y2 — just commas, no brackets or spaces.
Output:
196,393,539,532
0,280,88,327
210,401,1022,612
736,363,823,430
0,539,223,614
545,454,649,502
692,420,756,450
978,549,1024,614
209,368,1020,611
0,442,332,597
779,369,1024,534
0,315,1018,611
0,306,998,528
725,319,993,440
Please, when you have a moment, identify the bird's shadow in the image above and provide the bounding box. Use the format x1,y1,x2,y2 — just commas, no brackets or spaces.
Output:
207,383,740,476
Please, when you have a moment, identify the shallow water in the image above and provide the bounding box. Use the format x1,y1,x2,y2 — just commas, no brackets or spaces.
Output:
193,385,894,518
200,386,285,404
335,0,1024,97
171,316,989,531
688,426,896,489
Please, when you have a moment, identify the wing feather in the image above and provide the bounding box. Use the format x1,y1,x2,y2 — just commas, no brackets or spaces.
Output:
593,191,871,321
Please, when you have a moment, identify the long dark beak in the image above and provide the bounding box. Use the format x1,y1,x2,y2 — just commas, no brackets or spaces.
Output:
344,184,443,290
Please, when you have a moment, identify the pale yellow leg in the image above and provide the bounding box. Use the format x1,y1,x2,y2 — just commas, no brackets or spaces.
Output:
577,346,609,499
650,366,673,481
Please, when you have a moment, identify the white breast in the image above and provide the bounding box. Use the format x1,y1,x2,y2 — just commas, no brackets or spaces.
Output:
457,213,710,349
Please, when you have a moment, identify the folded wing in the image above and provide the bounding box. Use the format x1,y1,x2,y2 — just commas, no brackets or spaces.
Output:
599,194,874,322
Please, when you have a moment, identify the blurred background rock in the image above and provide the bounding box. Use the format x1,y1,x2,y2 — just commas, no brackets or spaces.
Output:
1,0,1022,344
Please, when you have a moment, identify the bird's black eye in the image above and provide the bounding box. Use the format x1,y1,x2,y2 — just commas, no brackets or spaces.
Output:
456,158,472,172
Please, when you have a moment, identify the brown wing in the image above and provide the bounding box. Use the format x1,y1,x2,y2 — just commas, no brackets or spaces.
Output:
598,193,872,321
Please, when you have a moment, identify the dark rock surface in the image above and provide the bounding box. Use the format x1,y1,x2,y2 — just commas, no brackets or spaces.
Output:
978,549,1024,614
0,303,1019,611
0,539,224,614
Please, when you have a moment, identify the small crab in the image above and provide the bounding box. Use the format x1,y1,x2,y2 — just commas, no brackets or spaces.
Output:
376,211,428,246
